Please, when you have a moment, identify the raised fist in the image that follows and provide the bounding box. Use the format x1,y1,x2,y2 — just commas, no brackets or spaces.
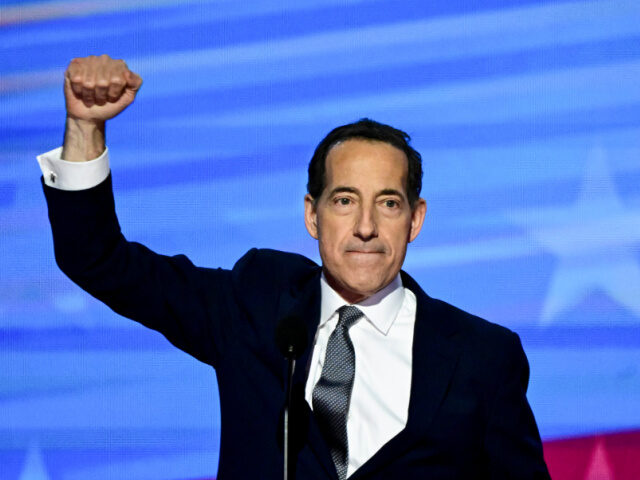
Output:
64,54,143,123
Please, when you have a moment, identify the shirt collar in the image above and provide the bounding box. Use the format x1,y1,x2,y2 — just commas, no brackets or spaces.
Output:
319,273,405,335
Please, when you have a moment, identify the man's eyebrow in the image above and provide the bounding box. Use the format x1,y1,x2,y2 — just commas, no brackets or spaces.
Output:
328,186,359,196
377,188,406,199
327,186,406,199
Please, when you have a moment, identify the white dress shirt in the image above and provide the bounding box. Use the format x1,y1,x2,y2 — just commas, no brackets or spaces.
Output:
305,274,415,477
36,146,418,478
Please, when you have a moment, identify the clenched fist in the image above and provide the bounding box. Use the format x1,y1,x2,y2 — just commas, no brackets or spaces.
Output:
65,54,142,122
61,55,142,162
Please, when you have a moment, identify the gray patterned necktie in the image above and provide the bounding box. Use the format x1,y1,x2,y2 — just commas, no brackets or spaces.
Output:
312,305,364,480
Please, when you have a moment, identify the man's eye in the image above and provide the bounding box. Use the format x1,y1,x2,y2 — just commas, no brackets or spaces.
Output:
337,198,351,205
384,199,398,208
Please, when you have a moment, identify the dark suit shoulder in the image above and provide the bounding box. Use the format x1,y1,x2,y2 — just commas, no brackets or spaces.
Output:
227,248,319,317
426,297,526,381
232,248,318,287
403,270,517,349
426,297,534,430
425,305,549,477
430,297,517,343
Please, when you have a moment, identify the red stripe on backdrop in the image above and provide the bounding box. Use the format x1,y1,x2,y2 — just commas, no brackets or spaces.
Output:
544,429,640,480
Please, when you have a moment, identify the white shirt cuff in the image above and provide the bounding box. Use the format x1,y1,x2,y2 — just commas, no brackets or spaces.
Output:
37,146,111,191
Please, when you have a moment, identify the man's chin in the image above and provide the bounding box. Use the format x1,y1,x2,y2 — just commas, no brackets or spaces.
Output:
336,278,389,303
322,265,392,303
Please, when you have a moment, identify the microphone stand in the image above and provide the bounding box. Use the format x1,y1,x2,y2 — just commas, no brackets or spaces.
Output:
275,315,307,480
284,347,296,480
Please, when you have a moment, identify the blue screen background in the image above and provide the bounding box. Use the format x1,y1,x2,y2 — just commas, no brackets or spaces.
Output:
1,0,639,478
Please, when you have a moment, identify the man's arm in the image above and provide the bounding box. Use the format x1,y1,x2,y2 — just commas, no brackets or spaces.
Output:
41,55,234,367
484,333,551,479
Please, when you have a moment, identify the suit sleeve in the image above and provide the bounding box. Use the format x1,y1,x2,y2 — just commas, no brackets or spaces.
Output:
43,174,238,368
484,333,551,479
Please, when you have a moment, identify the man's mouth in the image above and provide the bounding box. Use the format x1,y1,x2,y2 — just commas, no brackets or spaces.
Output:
345,249,385,254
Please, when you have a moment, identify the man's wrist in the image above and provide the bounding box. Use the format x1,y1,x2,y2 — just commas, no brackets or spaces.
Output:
61,117,106,162
38,146,111,191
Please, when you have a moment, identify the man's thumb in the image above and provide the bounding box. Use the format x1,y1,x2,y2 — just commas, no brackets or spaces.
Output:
125,70,143,92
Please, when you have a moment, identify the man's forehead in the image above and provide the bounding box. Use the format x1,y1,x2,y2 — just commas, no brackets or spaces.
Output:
324,139,409,180
326,137,406,157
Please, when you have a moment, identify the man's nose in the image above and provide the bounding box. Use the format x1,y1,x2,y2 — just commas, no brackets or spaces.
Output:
354,206,378,240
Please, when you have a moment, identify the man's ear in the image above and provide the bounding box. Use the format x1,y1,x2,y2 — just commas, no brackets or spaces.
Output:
304,194,319,239
408,198,427,243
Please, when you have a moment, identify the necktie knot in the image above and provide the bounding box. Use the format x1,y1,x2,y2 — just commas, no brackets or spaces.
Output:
337,305,363,330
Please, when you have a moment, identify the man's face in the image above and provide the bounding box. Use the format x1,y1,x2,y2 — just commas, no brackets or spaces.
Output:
304,139,427,303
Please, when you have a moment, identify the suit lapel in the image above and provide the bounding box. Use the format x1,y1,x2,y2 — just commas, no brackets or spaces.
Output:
349,271,462,479
275,266,339,479
276,268,462,480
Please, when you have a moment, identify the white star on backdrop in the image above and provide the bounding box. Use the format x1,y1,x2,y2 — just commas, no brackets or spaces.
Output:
509,146,640,325
584,439,614,480
18,442,50,480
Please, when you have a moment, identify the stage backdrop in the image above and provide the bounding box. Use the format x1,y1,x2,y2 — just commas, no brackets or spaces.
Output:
1,0,639,479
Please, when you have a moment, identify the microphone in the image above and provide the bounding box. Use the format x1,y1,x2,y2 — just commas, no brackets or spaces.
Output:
275,316,308,480
275,315,308,360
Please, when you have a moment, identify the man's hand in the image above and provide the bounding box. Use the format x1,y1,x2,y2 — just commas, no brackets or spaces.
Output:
65,55,142,122
61,55,142,162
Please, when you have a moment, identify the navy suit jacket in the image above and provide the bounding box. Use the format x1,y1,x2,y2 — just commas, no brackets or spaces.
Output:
44,175,550,479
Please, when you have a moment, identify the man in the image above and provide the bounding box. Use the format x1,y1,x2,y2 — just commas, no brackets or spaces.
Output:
39,55,551,479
